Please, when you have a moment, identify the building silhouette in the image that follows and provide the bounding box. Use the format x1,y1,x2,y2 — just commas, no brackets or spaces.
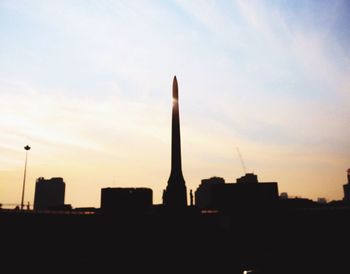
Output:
343,168,350,201
280,192,289,199
33,177,65,210
317,197,327,204
100,187,152,213
195,173,278,211
215,173,278,211
195,176,225,209
163,76,187,208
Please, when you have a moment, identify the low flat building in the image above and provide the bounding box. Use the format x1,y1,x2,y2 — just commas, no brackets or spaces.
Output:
100,187,153,213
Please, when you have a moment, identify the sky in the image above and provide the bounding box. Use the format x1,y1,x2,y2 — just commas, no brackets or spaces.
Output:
0,0,349,208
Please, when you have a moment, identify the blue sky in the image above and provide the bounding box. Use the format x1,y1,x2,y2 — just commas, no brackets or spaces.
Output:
1,0,349,207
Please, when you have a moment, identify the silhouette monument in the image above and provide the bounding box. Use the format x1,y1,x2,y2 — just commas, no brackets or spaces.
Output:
163,76,187,208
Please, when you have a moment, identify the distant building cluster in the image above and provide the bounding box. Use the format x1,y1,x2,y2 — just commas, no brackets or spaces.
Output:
195,173,278,211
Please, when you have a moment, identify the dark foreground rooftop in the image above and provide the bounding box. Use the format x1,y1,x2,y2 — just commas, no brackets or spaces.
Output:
1,205,350,274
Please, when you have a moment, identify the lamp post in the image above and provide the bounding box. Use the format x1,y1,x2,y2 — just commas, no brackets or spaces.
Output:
20,145,31,210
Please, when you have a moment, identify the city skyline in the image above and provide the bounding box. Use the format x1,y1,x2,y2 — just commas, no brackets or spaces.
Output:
1,1,349,208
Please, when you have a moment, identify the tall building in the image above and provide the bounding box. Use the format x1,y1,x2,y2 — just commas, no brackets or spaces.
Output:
163,76,187,208
195,177,225,209
343,168,350,201
33,177,65,210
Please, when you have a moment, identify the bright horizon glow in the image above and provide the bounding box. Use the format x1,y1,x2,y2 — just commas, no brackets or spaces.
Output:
0,1,349,208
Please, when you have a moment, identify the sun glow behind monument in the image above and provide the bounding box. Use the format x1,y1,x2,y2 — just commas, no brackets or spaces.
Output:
163,76,187,208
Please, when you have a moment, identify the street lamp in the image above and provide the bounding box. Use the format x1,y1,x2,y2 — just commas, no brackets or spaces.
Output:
20,145,31,210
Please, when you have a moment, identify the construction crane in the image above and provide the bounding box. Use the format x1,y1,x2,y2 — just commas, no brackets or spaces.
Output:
236,147,247,174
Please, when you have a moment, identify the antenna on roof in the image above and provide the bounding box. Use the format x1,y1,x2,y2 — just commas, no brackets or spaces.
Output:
236,147,247,174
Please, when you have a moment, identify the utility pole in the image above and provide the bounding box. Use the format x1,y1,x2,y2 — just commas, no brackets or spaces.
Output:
20,145,31,210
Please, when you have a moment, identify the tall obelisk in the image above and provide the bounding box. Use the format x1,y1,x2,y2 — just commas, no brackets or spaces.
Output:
163,76,187,208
